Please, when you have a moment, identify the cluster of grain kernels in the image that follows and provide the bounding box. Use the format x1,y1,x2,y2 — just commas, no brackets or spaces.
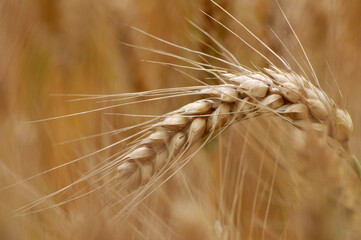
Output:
117,69,353,189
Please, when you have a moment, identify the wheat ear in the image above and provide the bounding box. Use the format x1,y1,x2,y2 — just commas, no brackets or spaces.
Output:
117,66,353,190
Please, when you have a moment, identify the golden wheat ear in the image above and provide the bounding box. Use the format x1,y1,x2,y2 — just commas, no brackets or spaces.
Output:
117,66,354,191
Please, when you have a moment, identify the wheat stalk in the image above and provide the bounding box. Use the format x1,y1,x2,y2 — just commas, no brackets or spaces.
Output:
117,66,353,190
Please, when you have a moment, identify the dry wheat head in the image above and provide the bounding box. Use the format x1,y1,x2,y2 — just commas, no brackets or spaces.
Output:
117,66,353,190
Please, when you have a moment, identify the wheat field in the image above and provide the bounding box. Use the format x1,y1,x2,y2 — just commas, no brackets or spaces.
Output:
1,0,361,239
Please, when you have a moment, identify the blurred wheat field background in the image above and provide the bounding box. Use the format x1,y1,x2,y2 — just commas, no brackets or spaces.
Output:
1,0,361,239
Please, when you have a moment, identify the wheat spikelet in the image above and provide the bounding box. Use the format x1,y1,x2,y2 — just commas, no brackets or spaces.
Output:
118,66,353,190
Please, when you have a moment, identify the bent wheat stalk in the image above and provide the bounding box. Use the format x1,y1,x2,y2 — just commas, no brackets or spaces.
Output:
117,66,353,190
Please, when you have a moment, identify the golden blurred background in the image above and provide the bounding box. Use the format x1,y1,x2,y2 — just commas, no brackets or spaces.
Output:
0,0,360,239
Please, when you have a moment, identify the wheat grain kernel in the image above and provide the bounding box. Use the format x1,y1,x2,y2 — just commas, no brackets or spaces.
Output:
307,99,328,120
182,100,213,115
